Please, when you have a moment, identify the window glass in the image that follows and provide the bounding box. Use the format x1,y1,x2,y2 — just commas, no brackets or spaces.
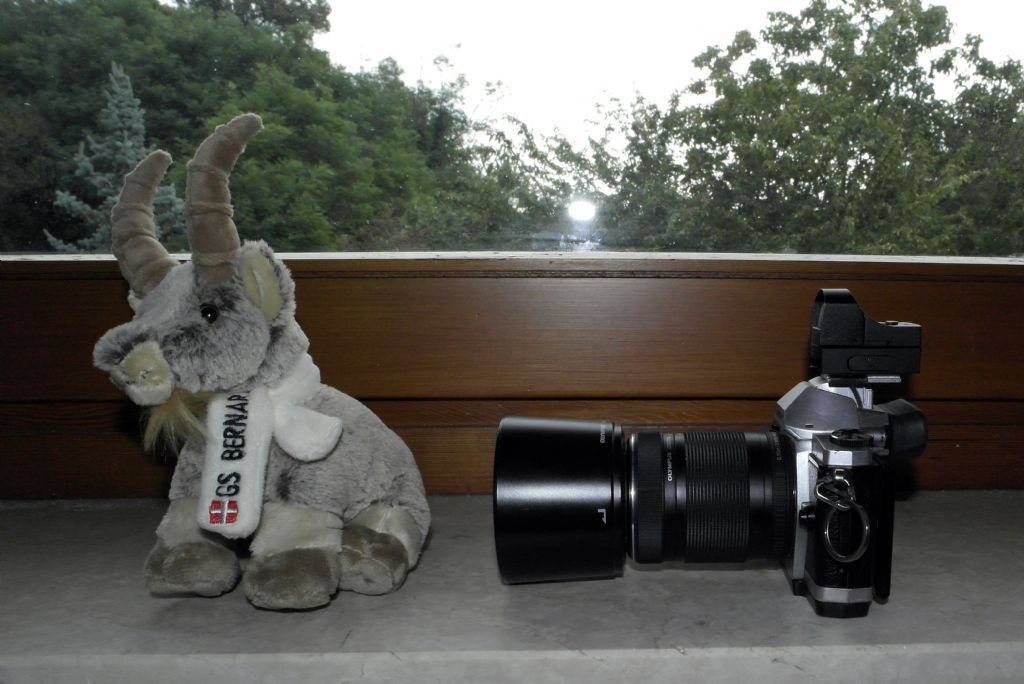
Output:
2,0,1022,255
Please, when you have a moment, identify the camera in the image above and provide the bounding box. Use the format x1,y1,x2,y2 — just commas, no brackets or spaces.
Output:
493,289,927,617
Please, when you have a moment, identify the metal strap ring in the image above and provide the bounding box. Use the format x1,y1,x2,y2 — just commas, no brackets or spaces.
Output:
815,471,855,512
823,502,871,564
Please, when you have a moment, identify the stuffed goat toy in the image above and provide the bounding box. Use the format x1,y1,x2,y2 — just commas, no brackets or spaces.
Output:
93,113,430,610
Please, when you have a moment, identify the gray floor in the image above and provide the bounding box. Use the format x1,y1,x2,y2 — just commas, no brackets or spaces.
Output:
1,493,1022,683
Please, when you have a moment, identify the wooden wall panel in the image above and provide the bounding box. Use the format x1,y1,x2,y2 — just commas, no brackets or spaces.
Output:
4,260,1023,402
0,399,1018,496
297,277,1024,400
1,255,1022,496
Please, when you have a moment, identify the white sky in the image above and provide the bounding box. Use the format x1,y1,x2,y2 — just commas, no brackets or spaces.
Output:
314,1,1024,143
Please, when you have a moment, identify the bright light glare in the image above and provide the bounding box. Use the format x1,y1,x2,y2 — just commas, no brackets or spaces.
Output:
567,199,597,223
316,1,1024,147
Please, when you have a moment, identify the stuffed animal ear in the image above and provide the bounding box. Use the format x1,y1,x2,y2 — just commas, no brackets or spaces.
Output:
236,241,291,322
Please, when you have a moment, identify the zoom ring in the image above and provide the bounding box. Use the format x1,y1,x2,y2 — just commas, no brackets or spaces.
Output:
684,432,750,562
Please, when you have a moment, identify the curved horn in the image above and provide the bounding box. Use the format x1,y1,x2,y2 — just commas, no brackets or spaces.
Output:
185,113,264,284
111,151,179,297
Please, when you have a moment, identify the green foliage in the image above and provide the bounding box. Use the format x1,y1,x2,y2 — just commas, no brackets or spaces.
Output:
594,0,1024,255
1,0,283,250
0,0,557,253
47,63,184,252
180,0,331,33
940,35,1024,255
3,0,1024,256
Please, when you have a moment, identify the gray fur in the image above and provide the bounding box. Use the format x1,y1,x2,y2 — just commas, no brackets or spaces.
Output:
95,122,430,610
165,383,430,544
93,326,154,368
95,245,309,396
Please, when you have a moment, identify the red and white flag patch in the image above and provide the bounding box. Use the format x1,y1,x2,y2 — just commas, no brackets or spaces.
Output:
208,499,239,525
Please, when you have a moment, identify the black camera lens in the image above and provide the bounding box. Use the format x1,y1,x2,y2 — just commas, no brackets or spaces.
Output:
493,417,626,583
493,417,793,584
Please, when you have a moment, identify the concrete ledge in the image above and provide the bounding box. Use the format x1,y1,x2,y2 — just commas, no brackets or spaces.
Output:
1,493,1022,683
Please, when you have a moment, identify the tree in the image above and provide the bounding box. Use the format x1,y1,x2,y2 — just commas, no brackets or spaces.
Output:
46,63,184,253
940,35,1024,255
0,0,540,252
12,0,1021,256
596,0,1024,255
0,0,276,251
181,0,330,32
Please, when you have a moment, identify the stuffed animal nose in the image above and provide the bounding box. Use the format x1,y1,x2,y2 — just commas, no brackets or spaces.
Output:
116,341,174,406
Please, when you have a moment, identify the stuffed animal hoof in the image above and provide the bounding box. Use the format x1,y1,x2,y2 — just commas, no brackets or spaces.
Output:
243,548,341,610
339,526,410,595
144,540,240,597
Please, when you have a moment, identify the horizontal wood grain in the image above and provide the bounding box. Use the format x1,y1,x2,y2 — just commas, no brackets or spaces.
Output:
2,255,1022,496
0,399,1019,496
4,262,1024,402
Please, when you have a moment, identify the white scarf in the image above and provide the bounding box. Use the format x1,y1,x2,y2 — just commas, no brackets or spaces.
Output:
197,354,342,538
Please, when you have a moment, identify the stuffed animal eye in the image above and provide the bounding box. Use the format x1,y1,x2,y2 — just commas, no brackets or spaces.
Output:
200,304,219,323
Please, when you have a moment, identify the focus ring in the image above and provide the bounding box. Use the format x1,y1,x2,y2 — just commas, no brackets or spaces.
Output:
683,432,749,562
633,433,664,563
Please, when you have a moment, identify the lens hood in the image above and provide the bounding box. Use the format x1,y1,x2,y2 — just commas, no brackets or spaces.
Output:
493,417,625,583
